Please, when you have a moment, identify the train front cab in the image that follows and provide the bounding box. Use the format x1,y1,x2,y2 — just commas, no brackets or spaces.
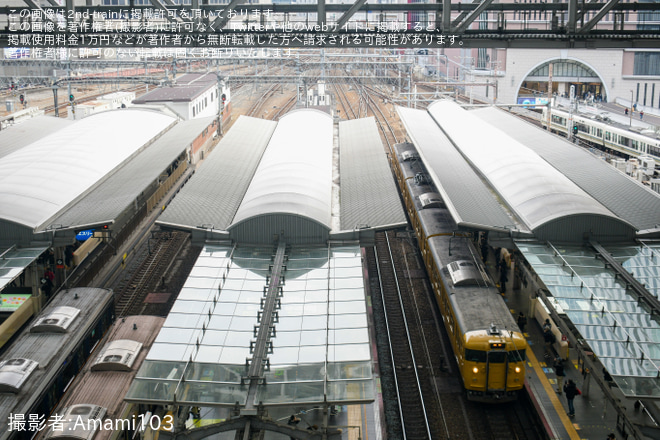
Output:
462,328,527,402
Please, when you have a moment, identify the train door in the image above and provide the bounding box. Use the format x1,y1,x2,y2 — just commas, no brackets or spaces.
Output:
486,350,508,392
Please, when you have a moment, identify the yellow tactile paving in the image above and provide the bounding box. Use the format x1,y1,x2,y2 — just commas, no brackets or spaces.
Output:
526,348,582,440
347,405,363,440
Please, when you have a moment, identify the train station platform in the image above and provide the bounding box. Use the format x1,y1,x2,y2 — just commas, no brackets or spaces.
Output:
484,252,659,440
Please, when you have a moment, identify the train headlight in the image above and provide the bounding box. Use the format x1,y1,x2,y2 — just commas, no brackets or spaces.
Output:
515,366,521,373
472,367,479,374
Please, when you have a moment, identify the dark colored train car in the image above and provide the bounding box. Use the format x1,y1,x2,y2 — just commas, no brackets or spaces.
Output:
0,288,114,440
38,315,166,440
391,142,526,402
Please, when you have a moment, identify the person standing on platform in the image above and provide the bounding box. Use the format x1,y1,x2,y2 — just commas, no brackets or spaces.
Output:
563,379,580,417
543,318,552,331
554,357,566,394
517,312,527,333
640,111,644,120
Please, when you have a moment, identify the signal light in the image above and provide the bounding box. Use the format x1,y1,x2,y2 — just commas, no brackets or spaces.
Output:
69,94,74,102
102,224,109,230
19,94,24,103
573,124,578,135
221,93,226,102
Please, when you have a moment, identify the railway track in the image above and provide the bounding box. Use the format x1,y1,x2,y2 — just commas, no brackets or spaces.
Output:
371,230,446,439
114,230,190,317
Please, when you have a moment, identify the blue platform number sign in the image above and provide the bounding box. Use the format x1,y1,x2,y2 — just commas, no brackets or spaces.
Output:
76,229,94,241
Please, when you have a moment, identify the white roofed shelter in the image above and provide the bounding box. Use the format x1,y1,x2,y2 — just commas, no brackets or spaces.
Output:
229,110,334,244
0,108,176,245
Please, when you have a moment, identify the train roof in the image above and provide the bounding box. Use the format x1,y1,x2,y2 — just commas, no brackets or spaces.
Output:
0,288,114,439
427,233,518,334
474,106,660,236
38,316,165,440
552,105,660,141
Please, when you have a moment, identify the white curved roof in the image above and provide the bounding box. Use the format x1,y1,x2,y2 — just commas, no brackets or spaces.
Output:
428,101,619,232
231,109,333,230
0,109,175,229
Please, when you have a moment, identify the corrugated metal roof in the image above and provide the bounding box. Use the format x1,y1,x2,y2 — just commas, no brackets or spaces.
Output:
133,73,216,103
157,116,277,231
472,106,660,233
338,118,406,231
396,106,520,232
0,108,175,230
428,101,629,236
230,109,333,231
49,117,215,230
0,116,72,161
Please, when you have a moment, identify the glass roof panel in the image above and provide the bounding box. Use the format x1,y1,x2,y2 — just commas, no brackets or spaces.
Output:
128,243,372,407
331,288,365,302
329,344,371,362
272,331,303,347
517,241,660,399
256,382,326,405
0,247,47,292
329,328,370,345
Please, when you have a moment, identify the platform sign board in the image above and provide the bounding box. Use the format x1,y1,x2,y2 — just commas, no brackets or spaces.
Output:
517,97,549,109
76,229,94,242
0,294,31,312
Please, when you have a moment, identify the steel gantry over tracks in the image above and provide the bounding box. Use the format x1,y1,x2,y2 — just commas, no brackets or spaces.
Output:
1,0,659,49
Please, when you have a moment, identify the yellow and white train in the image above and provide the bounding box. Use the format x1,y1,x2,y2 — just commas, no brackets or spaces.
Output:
391,142,527,402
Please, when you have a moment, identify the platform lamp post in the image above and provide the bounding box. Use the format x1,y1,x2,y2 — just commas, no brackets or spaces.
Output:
630,89,633,126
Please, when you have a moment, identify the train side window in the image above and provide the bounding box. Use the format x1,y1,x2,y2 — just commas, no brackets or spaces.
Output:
605,132,611,141
488,352,507,363
465,349,487,363
508,349,526,362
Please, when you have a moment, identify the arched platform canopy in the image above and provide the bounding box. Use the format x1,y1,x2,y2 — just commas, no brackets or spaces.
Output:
471,106,660,238
229,109,334,245
420,100,636,242
0,108,176,231
157,110,406,246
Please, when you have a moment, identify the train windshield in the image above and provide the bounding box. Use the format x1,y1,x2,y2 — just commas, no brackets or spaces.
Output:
487,351,507,363
465,349,487,363
508,349,526,362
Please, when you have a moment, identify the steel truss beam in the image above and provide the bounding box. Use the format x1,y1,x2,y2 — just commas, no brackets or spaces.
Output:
3,3,660,48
